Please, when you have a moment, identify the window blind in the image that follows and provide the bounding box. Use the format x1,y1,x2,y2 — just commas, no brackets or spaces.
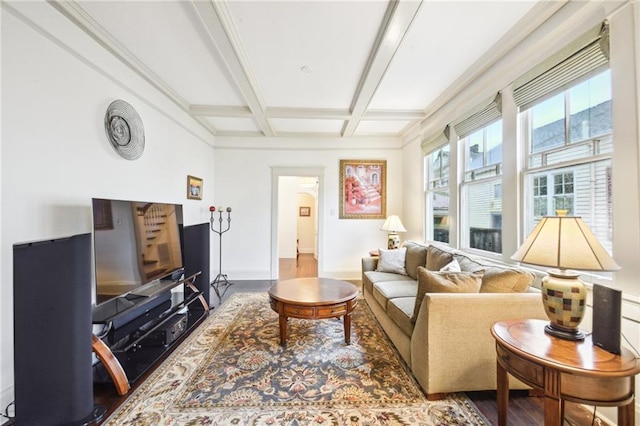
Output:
454,93,502,139
514,21,609,111
421,125,450,155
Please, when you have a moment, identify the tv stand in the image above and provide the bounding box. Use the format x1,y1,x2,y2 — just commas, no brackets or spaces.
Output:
91,272,208,395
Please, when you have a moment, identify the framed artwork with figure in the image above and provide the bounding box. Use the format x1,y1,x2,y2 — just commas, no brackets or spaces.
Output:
339,159,386,219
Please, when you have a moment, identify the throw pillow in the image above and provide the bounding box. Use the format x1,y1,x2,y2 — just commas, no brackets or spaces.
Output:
454,253,533,293
376,247,408,275
411,266,484,323
403,240,428,279
440,258,461,272
425,245,454,271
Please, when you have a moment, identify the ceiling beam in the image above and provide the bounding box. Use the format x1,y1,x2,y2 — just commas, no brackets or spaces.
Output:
190,104,424,122
46,0,220,136
342,0,423,137
190,0,275,137
190,105,253,117
363,109,424,121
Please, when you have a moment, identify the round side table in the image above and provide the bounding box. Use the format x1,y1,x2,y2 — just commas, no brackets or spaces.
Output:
491,318,640,426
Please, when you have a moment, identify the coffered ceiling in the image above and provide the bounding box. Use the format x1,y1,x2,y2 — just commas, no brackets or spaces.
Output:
48,0,557,140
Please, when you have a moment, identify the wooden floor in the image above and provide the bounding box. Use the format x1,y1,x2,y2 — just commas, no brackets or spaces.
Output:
87,253,607,425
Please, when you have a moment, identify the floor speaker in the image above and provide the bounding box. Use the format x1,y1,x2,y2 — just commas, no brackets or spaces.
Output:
592,283,622,354
13,233,104,425
182,223,210,308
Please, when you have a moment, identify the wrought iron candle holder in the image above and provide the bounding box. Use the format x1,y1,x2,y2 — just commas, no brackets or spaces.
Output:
210,206,233,299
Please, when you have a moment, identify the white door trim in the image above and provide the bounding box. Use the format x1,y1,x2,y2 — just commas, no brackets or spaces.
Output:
271,167,325,279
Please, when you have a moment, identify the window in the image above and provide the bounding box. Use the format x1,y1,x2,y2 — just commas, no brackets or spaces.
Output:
460,120,503,254
425,146,450,243
522,70,613,253
531,171,575,217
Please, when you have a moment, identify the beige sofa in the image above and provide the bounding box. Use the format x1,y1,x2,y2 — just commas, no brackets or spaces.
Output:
362,240,547,399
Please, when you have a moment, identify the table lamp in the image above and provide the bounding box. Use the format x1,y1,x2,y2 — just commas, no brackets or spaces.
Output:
511,213,620,340
381,215,407,249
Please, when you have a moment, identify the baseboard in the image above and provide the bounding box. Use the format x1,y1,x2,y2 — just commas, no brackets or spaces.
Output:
317,270,362,280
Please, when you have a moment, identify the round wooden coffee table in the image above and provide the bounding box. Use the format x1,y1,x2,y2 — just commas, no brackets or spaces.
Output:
268,277,359,345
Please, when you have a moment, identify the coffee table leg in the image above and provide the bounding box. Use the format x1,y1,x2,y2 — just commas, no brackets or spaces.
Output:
344,313,351,344
278,315,287,345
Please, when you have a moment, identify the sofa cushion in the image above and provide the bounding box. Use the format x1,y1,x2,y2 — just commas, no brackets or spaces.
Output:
403,240,428,280
454,253,533,293
376,247,407,275
387,297,415,337
373,281,418,311
426,245,455,271
412,267,484,323
364,270,414,286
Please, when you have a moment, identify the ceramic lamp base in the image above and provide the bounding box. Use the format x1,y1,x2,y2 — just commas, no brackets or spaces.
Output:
541,269,587,341
387,233,400,249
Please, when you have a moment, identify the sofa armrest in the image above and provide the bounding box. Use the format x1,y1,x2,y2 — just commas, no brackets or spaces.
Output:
411,292,547,395
361,257,378,272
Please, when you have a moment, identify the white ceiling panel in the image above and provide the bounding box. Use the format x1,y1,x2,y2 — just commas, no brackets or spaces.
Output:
48,0,558,140
77,1,246,106
204,117,261,133
369,1,538,110
271,118,345,134
355,120,411,135
226,1,389,109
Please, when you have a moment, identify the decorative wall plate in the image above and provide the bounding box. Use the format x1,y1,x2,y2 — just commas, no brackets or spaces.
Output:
104,99,145,160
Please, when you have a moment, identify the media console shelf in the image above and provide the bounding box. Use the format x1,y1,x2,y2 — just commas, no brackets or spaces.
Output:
91,272,208,395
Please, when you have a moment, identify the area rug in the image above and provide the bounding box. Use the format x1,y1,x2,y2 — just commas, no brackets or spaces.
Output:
104,292,488,425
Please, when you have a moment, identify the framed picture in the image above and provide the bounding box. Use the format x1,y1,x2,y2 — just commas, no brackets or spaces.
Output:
187,175,203,200
299,206,311,217
339,159,386,219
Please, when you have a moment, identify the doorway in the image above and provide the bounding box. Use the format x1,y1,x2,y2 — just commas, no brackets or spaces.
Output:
271,167,324,280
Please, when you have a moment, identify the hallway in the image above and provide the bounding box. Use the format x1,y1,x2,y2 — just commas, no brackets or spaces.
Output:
278,254,317,280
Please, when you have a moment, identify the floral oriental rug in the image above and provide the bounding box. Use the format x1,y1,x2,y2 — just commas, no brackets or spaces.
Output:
104,292,488,425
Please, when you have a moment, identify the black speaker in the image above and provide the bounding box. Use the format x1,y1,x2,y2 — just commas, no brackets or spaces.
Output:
14,233,104,425
592,283,622,354
182,223,211,309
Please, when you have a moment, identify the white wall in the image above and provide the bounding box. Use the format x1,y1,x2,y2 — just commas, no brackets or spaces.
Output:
212,140,403,280
277,176,298,258
1,2,216,410
297,192,316,254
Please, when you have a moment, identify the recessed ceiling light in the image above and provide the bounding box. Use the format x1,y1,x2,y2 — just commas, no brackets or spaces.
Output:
300,65,312,74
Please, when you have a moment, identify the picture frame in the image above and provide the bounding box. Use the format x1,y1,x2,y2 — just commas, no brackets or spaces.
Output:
187,175,203,200
299,206,311,217
339,159,386,219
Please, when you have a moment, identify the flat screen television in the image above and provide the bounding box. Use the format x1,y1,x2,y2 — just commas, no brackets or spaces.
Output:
92,198,184,305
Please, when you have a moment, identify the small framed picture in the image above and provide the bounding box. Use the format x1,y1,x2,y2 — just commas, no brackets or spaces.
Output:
187,175,203,200
299,206,311,217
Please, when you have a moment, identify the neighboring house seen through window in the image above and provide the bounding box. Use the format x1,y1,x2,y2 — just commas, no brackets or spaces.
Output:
461,120,503,254
521,69,613,252
425,146,450,244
